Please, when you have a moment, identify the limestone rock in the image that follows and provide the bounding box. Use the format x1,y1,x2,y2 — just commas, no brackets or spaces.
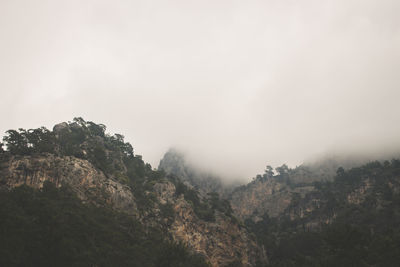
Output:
0,154,137,216
153,181,266,267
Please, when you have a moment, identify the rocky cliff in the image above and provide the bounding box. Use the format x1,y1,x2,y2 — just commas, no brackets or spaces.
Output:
158,149,233,197
230,177,314,221
0,119,266,267
0,154,138,216
240,160,400,266
0,154,265,266
153,181,266,266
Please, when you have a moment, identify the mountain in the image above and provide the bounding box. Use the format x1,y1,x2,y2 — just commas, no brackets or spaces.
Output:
0,118,265,267
2,117,400,266
159,148,400,266
229,157,382,222
231,161,400,266
158,148,236,197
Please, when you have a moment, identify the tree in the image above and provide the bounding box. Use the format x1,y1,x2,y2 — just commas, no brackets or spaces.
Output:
72,117,87,128
275,164,291,184
3,129,28,154
35,127,56,153
24,127,55,154
336,167,345,177
275,164,289,176
109,134,134,157
264,165,274,178
87,121,106,137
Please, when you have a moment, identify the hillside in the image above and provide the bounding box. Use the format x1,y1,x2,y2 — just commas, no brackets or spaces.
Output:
158,148,237,197
233,161,400,266
160,150,400,266
0,118,265,267
2,117,400,266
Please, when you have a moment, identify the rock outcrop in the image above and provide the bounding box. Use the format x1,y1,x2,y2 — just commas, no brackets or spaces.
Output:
153,181,266,267
0,153,265,266
230,178,313,221
159,149,230,197
0,154,138,215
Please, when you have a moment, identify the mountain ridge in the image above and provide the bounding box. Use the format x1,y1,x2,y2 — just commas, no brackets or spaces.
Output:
0,118,265,267
2,117,400,266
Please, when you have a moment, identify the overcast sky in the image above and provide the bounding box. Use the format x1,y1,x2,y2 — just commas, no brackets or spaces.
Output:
1,0,399,180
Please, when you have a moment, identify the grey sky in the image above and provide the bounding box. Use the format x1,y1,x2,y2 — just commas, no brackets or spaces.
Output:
1,0,400,180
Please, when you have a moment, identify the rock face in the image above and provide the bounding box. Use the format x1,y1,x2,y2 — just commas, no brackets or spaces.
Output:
153,181,266,267
159,149,229,197
0,153,265,266
157,149,267,265
0,154,138,216
230,178,314,221
346,179,372,204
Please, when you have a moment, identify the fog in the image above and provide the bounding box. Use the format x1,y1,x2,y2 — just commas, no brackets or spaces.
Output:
1,0,400,180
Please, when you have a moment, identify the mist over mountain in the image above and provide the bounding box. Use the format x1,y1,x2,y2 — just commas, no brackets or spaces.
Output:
1,0,400,265
0,118,265,266
158,148,241,197
1,118,400,266
159,146,400,185
1,0,400,180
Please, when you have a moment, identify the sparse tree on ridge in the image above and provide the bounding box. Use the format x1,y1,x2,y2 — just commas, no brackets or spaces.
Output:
264,165,274,178
3,129,28,154
275,164,289,176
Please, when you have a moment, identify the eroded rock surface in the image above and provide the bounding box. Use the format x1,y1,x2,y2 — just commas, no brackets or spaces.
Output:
0,154,265,266
230,178,313,221
0,154,137,215
153,181,266,267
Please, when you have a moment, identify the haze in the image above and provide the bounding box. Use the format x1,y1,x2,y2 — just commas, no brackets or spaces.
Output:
1,0,399,180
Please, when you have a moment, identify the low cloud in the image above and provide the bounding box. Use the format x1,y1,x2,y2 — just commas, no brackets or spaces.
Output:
1,0,399,180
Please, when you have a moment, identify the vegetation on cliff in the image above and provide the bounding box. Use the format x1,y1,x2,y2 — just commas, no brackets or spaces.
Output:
172,176,234,222
0,182,208,267
5,117,400,266
1,118,260,267
245,160,400,266
0,118,212,266
0,118,166,210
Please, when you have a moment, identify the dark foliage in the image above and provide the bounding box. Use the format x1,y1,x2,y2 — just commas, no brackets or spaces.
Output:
0,182,209,267
173,178,234,222
247,160,400,267
0,118,211,266
1,118,165,210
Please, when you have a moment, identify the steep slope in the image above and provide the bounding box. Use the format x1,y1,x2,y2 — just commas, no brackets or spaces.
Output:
0,183,208,267
0,118,265,267
228,158,365,222
229,164,319,222
230,178,313,221
152,180,266,266
244,160,400,266
159,148,228,196
0,154,137,216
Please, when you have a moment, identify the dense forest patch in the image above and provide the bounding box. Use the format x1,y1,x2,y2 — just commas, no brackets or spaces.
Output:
0,182,208,267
